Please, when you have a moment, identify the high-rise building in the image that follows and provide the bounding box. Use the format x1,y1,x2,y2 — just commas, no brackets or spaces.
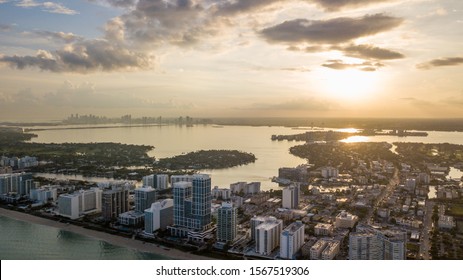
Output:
230,181,261,195
144,199,174,234
348,226,406,260
280,221,305,259
217,202,237,243
58,188,102,220
79,188,103,214
102,186,129,221
278,166,308,182
212,186,231,200
255,217,283,255
58,193,81,220
170,175,193,185
250,216,267,241
142,174,169,190
30,186,57,205
134,187,157,213
0,172,33,195
191,174,212,229
282,184,299,209
170,174,212,239
380,230,407,260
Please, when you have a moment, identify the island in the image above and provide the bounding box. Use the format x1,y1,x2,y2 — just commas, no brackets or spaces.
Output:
155,150,256,170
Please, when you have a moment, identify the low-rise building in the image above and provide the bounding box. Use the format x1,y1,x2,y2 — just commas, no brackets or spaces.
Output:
314,223,334,236
335,210,358,229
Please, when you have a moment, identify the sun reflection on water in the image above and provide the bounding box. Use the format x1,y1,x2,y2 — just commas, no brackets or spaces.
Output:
340,135,370,143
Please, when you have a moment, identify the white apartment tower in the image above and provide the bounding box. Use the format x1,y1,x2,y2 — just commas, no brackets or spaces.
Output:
282,184,299,209
255,217,283,255
280,221,305,259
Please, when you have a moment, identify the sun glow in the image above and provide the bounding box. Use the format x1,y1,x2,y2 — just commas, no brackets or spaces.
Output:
317,68,381,102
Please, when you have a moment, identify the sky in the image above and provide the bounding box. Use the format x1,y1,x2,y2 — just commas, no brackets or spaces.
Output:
0,0,462,121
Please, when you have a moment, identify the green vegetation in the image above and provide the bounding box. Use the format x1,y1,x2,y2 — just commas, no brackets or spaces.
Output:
289,142,398,169
156,150,256,170
394,142,463,166
1,142,154,167
0,128,37,143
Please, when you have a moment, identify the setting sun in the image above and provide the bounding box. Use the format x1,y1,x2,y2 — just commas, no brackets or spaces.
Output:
316,68,381,102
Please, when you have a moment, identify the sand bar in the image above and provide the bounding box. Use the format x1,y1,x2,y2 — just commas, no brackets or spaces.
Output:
0,208,214,260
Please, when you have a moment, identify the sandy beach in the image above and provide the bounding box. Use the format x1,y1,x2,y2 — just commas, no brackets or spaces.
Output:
0,208,214,260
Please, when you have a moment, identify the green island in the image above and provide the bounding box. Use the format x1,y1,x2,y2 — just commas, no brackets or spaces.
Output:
394,142,463,167
0,128,256,179
155,150,256,170
290,142,399,169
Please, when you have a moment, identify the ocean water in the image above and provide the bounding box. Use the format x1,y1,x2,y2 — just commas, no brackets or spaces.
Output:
0,215,170,260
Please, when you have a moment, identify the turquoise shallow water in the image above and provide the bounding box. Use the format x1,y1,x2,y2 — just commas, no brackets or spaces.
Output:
0,215,170,260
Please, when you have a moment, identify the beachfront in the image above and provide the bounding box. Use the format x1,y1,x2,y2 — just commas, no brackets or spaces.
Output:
0,208,213,260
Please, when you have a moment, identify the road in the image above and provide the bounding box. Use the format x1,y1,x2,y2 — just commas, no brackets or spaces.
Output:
420,200,435,260
365,168,400,224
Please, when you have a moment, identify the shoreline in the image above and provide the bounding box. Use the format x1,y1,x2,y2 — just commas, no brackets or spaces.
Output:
0,208,214,260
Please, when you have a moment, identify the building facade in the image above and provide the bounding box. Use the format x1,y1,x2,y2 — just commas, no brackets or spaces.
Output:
282,184,299,209
102,186,129,221
170,174,213,240
144,199,174,234
280,221,305,259
134,187,157,213
255,217,283,255
217,202,237,243
349,226,406,260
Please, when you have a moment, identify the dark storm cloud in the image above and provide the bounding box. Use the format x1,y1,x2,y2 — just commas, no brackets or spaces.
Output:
417,57,463,70
337,44,404,60
322,59,384,71
260,14,403,44
0,39,152,73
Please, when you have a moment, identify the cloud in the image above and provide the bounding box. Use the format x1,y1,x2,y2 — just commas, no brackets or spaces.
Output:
16,0,79,15
417,57,463,70
213,0,282,16
118,0,223,47
322,59,384,71
336,44,404,60
280,66,311,72
311,0,394,11
25,30,83,43
0,39,153,73
88,0,137,8
287,45,327,53
260,14,403,44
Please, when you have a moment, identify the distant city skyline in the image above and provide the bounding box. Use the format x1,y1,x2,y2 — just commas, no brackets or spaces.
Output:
0,0,462,121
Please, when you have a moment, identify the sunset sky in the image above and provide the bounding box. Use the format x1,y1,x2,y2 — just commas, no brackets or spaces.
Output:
0,0,462,121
